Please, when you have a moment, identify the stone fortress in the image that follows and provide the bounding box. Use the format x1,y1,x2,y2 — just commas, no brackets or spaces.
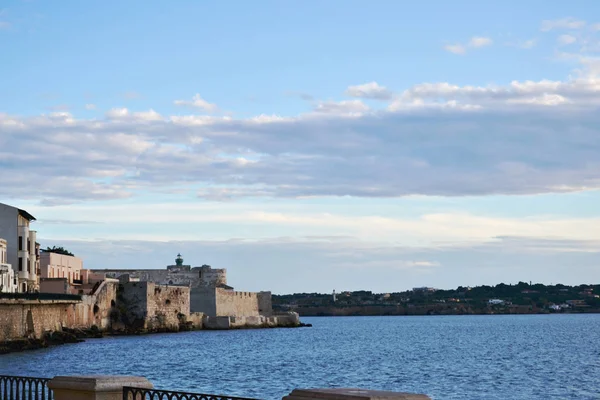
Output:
93,254,294,329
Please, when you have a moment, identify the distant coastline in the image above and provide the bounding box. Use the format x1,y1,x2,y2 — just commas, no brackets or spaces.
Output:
273,282,600,317
288,306,600,317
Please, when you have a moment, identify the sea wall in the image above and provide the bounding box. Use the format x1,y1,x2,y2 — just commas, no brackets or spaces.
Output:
0,279,119,342
0,300,80,341
203,312,301,329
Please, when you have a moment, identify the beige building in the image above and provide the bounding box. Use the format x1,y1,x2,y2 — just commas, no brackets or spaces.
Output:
40,252,83,284
0,238,16,293
0,203,39,292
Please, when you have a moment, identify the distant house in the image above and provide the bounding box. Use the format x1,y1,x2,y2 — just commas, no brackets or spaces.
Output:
488,299,505,305
412,287,436,293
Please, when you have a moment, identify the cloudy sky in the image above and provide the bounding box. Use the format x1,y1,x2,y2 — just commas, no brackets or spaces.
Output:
1,1,600,293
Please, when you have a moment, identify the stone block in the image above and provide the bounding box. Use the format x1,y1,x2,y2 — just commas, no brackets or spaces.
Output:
283,388,430,400
48,375,153,400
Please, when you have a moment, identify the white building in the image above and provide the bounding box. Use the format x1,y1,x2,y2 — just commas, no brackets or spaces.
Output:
488,299,505,305
0,203,39,293
0,238,16,293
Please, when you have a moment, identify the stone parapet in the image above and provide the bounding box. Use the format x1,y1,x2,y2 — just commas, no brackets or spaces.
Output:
283,388,430,400
48,375,153,400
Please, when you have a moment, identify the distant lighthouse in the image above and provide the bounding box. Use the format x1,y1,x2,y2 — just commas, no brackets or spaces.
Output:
333,289,337,302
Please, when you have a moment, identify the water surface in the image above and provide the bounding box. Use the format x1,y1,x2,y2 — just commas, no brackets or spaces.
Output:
1,315,599,400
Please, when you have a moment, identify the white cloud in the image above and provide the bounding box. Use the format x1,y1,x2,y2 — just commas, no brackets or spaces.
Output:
345,82,393,100
469,36,493,48
1,53,600,206
507,93,570,106
313,99,370,114
592,23,600,31
174,94,217,112
105,108,162,121
445,36,492,55
541,17,586,31
444,44,466,55
558,34,577,45
0,21,10,30
85,104,96,110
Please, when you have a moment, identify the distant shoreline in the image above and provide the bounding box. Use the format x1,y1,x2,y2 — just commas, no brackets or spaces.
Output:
297,311,600,317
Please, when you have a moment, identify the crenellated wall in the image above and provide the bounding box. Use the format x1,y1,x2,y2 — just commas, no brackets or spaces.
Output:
215,289,260,317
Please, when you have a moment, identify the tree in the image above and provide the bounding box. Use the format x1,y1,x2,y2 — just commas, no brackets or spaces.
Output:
44,246,74,256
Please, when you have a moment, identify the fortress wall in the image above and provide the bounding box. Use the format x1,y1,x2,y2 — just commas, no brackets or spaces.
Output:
190,287,217,315
215,288,260,317
101,269,198,287
197,267,227,287
119,282,190,330
82,279,119,329
146,283,190,329
258,291,273,316
96,268,227,288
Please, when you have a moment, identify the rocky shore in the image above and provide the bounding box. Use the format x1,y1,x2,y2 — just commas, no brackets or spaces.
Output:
0,320,311,355
0,327,102,355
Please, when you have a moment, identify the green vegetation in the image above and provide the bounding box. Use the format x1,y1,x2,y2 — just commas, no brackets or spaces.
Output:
43,246,74,256
272,282,600,316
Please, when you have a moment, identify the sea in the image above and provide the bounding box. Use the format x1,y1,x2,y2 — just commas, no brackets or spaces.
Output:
1,314,599,400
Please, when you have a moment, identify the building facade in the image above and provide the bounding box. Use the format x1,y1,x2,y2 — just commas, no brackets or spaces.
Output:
0,238,16,293
39,252,84,283
0,203,38,292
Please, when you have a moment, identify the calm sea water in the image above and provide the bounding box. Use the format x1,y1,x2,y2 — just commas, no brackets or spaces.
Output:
1,315,599,400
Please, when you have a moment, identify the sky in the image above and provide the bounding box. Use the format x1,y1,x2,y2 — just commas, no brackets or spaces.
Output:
1,0,600,294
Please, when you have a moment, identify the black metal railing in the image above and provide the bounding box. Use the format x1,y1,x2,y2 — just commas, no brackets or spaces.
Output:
0,375,53,400
123,387,258,400
0,292,82,301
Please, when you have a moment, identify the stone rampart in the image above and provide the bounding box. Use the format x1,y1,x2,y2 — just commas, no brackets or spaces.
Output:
215,288,260,317
0,279,119,342
118,281,190,331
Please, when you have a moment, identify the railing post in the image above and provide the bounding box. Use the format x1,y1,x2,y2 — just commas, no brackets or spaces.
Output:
47,376,153,400
283,388,431,400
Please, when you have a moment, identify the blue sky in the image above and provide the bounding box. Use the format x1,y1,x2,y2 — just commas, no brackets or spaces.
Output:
1,1,600,293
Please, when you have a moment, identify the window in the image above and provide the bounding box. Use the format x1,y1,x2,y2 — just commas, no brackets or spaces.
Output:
27,239,30,252
18,257,23,271
18,236,23,251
